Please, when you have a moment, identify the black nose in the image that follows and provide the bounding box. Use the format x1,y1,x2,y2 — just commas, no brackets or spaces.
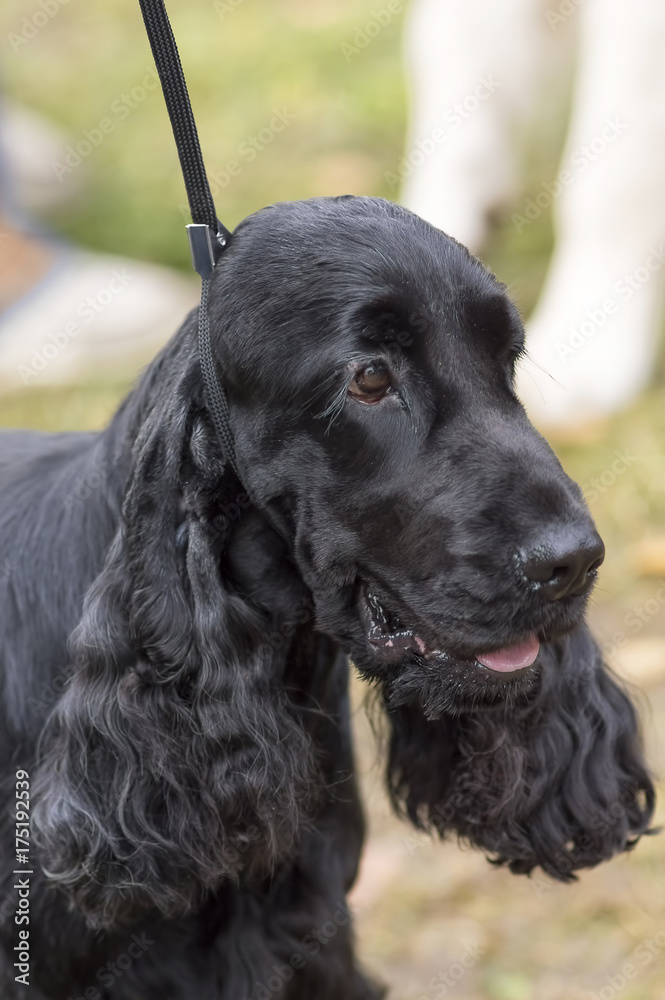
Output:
521,524,605,600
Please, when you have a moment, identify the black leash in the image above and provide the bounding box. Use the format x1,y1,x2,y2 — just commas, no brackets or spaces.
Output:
138,0,238,476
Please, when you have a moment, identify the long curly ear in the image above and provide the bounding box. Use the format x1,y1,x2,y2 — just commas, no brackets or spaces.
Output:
32,365,315,929
385,624,655,881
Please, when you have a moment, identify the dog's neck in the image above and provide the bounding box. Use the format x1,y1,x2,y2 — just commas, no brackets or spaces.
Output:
94,330,318,656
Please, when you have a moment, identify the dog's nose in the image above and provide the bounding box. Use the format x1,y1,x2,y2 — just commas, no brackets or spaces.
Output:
522,525,605,600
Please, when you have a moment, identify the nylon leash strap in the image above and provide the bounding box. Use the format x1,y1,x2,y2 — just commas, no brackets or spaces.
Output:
137,0,238,475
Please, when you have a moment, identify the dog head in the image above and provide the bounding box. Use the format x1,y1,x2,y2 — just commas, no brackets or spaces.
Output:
212,196,603,713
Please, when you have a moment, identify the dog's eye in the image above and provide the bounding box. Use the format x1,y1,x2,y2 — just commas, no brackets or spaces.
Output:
348,362,392,403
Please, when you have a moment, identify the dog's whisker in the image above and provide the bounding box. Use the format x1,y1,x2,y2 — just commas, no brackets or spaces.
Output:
519,349,566,391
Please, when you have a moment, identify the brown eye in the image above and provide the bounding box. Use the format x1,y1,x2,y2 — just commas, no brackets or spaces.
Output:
348,361,392,403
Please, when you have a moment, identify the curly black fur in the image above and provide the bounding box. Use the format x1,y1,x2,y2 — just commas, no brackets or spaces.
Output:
385,629,654,880
31,350,316,929
0,197,655,1000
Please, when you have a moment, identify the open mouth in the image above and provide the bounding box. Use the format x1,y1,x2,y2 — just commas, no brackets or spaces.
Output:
361,586,540,677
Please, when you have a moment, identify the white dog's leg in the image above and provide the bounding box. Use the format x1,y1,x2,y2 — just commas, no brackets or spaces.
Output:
400,0,553,251
519,0,665,427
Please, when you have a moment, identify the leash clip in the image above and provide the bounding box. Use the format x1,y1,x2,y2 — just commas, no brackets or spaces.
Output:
186,222,229,279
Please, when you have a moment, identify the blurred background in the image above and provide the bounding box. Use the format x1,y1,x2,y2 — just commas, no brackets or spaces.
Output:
1,1,664,997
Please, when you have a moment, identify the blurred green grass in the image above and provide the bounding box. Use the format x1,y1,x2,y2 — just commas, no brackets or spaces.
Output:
2,2,665,997
2,0,406,267
2,0,664,600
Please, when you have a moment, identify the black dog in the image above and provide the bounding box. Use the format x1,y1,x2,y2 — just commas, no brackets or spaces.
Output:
0,197,654,999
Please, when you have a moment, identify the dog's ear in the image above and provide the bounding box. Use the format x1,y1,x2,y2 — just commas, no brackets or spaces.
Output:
32,362,314,929
385,624,655,880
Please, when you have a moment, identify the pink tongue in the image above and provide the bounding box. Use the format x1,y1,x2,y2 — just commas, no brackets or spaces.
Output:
476,635,540,673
